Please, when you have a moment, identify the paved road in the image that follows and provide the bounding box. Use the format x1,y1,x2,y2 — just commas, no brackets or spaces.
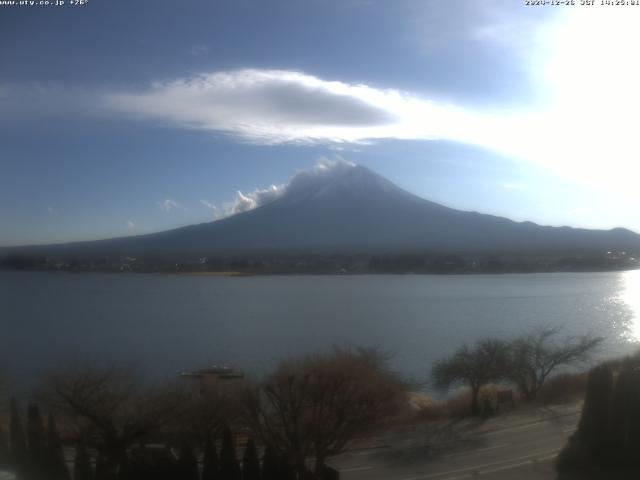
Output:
330,403,581,480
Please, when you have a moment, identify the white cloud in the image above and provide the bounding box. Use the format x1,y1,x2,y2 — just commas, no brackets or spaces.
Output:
188,45,210,56
126,220,135,230
200,199,218,212
159,199,181,213
12,5,640,211
207,157,356,220
105,69,464,145
215,184,286,219
47,206,56,215
98,0,639,192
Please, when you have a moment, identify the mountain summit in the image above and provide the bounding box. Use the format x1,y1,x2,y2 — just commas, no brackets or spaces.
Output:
5,162,640,257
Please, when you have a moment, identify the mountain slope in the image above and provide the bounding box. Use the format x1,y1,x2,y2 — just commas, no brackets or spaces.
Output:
4,164,640,257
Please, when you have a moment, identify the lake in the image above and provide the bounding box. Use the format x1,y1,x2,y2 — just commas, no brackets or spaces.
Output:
1,270,639,391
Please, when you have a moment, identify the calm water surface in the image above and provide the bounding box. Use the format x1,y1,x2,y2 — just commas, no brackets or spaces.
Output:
2,270,640,390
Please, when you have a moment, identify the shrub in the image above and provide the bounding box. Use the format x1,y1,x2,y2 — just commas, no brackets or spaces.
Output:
432,339,510,415
535,372,588,405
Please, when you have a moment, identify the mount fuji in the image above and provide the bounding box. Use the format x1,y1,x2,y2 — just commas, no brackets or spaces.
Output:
4,162,640,257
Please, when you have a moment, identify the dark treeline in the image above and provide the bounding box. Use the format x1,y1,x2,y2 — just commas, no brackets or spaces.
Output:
2,408,316,480
1,251,638,274
0,348,404,480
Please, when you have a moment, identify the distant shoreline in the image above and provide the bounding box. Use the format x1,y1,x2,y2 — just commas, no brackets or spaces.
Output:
1,266,639,277
170,271,251,277
1,250,639,276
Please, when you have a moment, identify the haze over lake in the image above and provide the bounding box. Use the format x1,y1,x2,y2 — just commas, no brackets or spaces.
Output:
2,270,639,391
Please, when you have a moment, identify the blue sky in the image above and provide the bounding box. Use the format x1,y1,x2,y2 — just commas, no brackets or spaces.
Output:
1,0,639,246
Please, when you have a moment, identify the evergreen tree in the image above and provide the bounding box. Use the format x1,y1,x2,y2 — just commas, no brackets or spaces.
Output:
202,435,219,480
557,364,636,476
94,451,112,480
241,438,260,480
0,423,9,469
576,365,613,463
177,442,199,480
260,445,278,480
9,398,27,479
608,367,634,464
277,455,294,480
73,442,93,480
47,413,71,480
623,369,640,467
26,404,47,480
116,452,130,480
219,426,241,480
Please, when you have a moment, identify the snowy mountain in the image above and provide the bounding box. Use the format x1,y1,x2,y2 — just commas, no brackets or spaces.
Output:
4,163,640,257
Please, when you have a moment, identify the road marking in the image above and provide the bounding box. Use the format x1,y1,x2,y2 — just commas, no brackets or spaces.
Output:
562,427,577,434
478,411,580,438
537,453,559,462
341,466,374,473
443,443,510,458
399,448,559,480
479,421,548,437
477,452,558,475
478,459,534,475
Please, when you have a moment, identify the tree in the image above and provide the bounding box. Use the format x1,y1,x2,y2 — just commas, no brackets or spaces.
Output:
432,339,510,415
277,454,295,480
116,453,130,480
177,386,242,446
25,403,50,480
176,442,199,480
47,413,71,480
242,438,260,480
507,327,602,402
579,365,614,461
73,442,94,480
260,445,278,480
26,404,47,468
219,426,241,480
9,398,27,478
43,362,185,479
244,347,406,478
0,365,7,470
94,451,110,480
202,435,220,480
556,364,640,477
0,423,9,470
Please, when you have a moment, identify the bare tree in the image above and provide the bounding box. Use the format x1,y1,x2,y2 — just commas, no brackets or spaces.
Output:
42,362,185,479
176,385,243,446
431,339,510,415
507,327,602,402
243,347,406,479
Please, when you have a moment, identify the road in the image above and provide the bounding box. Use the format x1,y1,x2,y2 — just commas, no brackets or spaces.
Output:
329,403,581,480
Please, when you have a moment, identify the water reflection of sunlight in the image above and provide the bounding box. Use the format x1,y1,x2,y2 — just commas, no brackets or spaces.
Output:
622,270,640,341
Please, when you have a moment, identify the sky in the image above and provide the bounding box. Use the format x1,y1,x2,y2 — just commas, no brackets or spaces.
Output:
1,0,640,246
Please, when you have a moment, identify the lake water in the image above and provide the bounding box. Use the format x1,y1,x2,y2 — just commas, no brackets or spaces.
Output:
2,270,640,391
